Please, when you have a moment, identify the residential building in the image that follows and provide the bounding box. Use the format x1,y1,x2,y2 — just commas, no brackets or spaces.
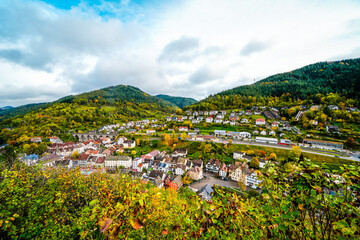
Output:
164,175,183,191
233,151,245,160
175,164,187,175
179,126,189,132
197,184,214,201
256,118,266,125
206,117,213,123
219,163,228,179
105,155,132,169
187,166,203,180
205,159,221,173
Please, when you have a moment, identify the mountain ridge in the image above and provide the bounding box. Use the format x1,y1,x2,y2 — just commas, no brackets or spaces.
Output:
156,94,197,108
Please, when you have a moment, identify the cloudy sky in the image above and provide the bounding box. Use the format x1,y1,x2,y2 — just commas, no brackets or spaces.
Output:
1,0,360,106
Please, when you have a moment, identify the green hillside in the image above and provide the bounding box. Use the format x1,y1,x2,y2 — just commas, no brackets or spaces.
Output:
187,58,360,110
0,85,178,145
0,85,178,119
156,94,197,108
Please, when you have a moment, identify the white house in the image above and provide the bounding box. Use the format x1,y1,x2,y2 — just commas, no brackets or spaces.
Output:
132,157,143,170
206,117,213,123
256,119,266,125
219,163,228,179
105,155,132,169
175,164,186,175
246,172,262,188
233,151,245,160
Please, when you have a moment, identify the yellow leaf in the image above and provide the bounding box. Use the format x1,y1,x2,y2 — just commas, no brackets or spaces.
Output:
299,204,305,211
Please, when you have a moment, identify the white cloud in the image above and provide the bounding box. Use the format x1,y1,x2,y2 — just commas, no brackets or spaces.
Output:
0,0,360,106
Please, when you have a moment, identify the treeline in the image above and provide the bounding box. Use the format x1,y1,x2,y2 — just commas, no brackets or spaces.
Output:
186,92,359,111
187,58,360,110
0,157,359,239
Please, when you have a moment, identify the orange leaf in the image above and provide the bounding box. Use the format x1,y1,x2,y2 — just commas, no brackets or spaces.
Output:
161,229,169,235
100,218,113,233
131,219,143,230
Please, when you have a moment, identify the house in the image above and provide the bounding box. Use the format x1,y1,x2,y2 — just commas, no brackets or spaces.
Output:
146,150,160,160
104,155,132,169
148,170,166,181
295,111,304,121
309,120,318,126
22,154,39,166
146,129,156,134
238,132,251,139
241,118,249,124
326,125,340,133
175,164,187,175
187,166,203,180
269,130,276,136
136,163,144,172
118,137,136,148
197,116,203,121
252,130,259,135
197,184,214,201
245,110,252,115
165,116,171,121
271,122,279,128
246,172,262,188
179,126,189,132
206,117,213,123
214,118,223,124
49,136,63,144
165,175,183,191
192,159,203,168
205,159,221,173
328,105,339,111
172,148,187,157
158,162,169,172
214,130,226,136
233,151,245,160
260,130,267,136
216,114,225,119
219,163,228,179
229,162,249,183
30,137,42,143
256,119,266,125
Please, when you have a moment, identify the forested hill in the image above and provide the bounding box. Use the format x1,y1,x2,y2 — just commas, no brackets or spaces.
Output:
0,85,178,119
186,58,360,110
0,85,178,144
156,94,198,108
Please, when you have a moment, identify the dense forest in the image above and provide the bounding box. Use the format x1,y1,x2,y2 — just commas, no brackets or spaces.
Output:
187,58,360,110
156,94,197,108
0,85,178,146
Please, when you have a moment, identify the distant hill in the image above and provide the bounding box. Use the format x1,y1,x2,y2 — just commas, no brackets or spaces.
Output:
0,106,13,110
186,58,360,110
0,85,179,119
0,85,178,142
156,94,197,108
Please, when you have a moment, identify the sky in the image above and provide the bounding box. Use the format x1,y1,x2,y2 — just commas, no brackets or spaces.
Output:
1,0,360,107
